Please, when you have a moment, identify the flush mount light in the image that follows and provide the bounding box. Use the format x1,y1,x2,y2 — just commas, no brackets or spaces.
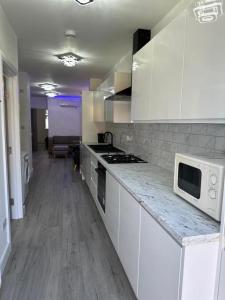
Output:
193,0,223,23
75,0,94,5
56,52,83,67
45,91,59,98
40,83,57,91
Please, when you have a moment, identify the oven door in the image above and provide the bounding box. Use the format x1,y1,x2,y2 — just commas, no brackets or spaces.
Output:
95,162,106,212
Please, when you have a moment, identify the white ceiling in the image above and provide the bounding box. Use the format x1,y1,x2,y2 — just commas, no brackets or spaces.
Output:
0,0,180,96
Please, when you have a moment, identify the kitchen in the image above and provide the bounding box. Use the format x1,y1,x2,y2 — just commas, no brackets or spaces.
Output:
0,0,225,299
81,0,225,299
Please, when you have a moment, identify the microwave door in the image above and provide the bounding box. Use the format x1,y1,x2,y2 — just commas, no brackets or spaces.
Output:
178,163,202,199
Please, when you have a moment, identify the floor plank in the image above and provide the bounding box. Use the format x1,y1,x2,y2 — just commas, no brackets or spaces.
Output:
0,151,136,300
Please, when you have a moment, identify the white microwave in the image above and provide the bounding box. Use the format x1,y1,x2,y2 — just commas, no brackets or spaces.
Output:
174,153,225,221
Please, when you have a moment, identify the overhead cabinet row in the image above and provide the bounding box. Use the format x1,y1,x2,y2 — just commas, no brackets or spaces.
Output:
132,5,225,122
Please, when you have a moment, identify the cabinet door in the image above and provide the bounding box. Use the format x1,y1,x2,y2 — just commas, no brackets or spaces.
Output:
113,101,131,123
104,101,113,122
150,12,186,120
93,92,105,122
138,208,181,300
82,147,91,189
181,5,225,120
105,172,120,251
119,186,141,296
131,42,153,121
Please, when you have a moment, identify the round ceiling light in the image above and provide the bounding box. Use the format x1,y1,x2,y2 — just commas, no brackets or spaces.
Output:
40,83,57,91
45,92,59,98
56,52,83,68
61,54,77,67
75,0,94,5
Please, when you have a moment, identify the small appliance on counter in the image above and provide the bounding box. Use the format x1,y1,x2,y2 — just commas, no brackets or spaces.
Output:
174,153,225,221
97,133,105,143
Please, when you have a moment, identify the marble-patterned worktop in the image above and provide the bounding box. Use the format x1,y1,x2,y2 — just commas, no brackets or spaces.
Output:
83,144,220,247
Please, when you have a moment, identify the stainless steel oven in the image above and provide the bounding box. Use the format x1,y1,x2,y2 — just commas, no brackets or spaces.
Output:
95,162,106,212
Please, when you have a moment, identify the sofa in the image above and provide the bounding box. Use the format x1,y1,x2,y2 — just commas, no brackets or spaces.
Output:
48,136,81,158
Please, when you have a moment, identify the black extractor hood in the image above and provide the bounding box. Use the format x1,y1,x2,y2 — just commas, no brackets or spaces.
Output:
105,87,132,101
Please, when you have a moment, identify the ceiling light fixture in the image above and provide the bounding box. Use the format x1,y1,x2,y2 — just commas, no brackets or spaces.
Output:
193,0,223,23
75,0,94,5
40,83,57,91
45,91,59,98
56,52,83,67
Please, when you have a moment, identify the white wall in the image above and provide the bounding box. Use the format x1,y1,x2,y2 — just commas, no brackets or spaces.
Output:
48,97,82,137
19,72,33,175
31,96,48,109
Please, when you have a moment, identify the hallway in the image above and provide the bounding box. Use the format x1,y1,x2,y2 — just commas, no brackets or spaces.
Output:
0,152,135,300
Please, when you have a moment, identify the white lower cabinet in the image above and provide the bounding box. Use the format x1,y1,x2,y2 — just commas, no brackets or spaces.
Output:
118,186,141,296
105,172,120,251
82,146,219,300
138,207,181,300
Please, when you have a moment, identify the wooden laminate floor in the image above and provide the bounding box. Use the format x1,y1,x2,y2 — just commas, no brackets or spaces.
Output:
0,151,136,300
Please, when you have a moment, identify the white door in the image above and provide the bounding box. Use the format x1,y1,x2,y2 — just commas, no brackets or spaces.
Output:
181,3,225,120
0,54,11,274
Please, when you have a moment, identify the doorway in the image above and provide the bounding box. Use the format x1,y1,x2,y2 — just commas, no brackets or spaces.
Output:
31,108,48,152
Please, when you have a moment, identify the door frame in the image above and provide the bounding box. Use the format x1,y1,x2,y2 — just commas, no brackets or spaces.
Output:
0,54,11,283
2,57,23,220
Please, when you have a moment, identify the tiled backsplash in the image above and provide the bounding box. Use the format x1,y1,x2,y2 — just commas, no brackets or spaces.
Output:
106,123,225,172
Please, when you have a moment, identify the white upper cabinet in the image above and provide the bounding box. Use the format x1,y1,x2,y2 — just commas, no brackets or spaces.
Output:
105,100,131,123
150,12,186,120
181,5,225,121
132,12,186,121
93,91,106,123
98,72,131,94
132,42,154,121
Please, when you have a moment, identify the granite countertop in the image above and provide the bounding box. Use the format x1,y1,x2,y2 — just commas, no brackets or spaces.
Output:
83,144,220,247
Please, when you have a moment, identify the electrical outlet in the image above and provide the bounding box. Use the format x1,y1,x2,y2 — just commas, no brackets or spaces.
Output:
126,135,133,142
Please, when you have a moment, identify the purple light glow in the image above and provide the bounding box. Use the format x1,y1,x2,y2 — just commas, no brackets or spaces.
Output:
54,95,81,101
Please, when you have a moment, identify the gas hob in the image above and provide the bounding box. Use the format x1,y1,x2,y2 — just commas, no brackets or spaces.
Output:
101,154,147,164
